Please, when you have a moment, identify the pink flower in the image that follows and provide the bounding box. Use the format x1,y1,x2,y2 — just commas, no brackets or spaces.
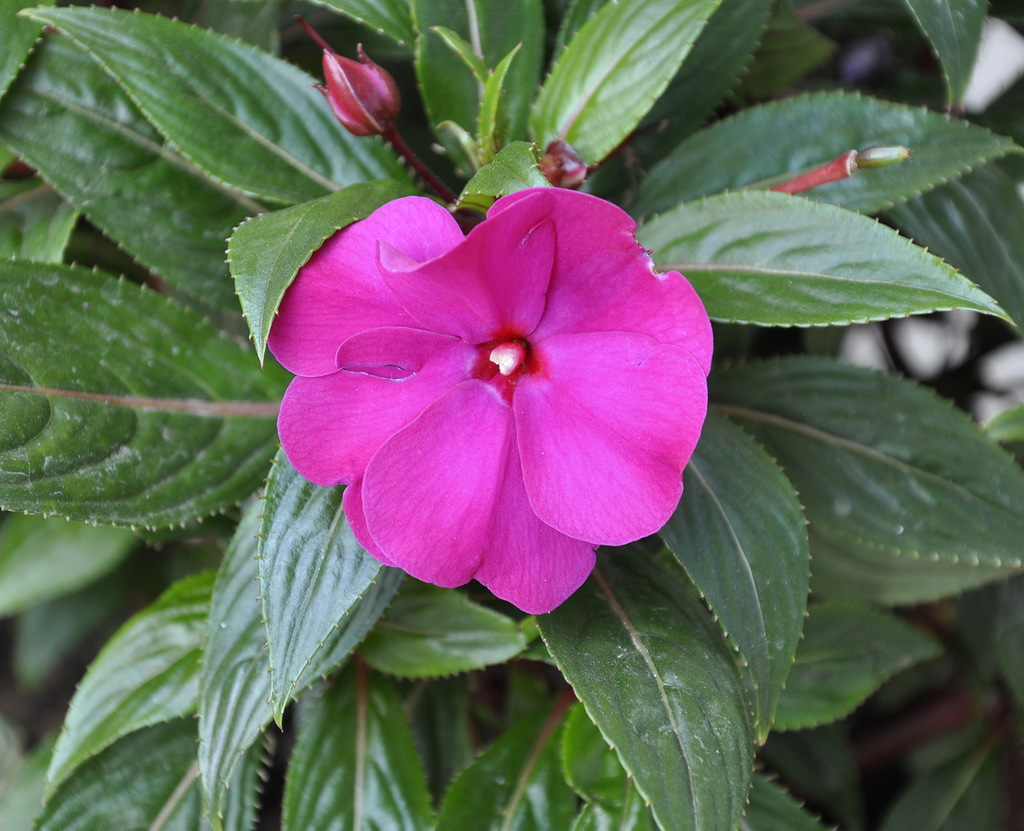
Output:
268,188,712,614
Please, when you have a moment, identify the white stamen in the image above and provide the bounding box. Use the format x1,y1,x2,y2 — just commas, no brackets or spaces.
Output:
489,342,525,376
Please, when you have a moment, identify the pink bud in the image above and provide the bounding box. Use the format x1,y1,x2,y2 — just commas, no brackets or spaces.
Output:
319,45,400,137
539,139,589,189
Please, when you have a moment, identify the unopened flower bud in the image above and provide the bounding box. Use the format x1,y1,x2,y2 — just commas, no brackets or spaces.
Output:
319,45,400,137
539,139,589,189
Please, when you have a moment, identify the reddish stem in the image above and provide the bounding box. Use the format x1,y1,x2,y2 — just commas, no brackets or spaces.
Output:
770,150,858,194
383,125,458,205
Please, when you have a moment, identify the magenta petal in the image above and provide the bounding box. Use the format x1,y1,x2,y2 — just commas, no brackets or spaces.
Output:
379,192,556,341
342,481,396,567
473,451,596,614
361,381,514,587
268,196,464,376
515,331,708,545
278,330,473,486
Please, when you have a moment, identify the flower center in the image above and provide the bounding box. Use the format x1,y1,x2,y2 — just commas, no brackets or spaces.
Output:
489,341,526,376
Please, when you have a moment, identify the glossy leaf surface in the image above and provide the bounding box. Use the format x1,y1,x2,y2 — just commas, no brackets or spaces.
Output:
662,411,808,740
229,180,411,363
531,0,722,164
0,0,53,99
360,581,526,678
28,6,405,204
307,0,417,44
0,35,253,308
0,515,135,615
634,92,1019,216
639,190,1006,327
0,261,284,527
46,572,213,793
282,664,434,831
0,178,76,262
773,602,940,729
457,141,549,212
259,452,400,718
713,358,1024,604
540,548,755,831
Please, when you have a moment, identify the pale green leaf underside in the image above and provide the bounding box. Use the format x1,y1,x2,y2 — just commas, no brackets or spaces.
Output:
639,190,1007,327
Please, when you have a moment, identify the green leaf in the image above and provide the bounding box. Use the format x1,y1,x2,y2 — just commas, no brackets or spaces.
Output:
431,25,489,81
477,44,521,165
414,0,544,172
986,403,1024,443
539,548,755,831
634,0,772,159
773,601,940,730
360,581,526,678
457,141,549,213
0,261,285,527
282,664,434,831
37,720,203,831
46,571,213,794
561,702,632,806
407,676,475,803
745,773,831,831
0,178,76,262
260,451,402,719
902,0,986,106
737,0,834,99
0,514,135,615
27,6,406,204
638,190,1007,327
0,734,50,831
0,35,253,308
436,701,578,831
0,0,53,100
633,92,1020,217
229,180,411,364
572,792,657,831
887,164,1024,329
992,574,1024,708
662,411,808,740
307,0,417,45
531,0,723,164
879,741,1002,831
712,357,1024,605
199,504,272,828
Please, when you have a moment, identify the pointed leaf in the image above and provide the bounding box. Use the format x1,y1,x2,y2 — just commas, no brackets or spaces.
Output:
745,773,831,831
229,180,411,364
282,664,434,831
0,178,76,262
259,451,401,718
46,572,214,793
0,515,135,615
561,702,633,806
633,91,1020,217
199,504,272,828
27,6,406,204
737,0,834,99
713,357,1024,605
531,0,723,164
37,720,202,831
887,163,1024,329
539,548,755,831
774,601,940,730
662,411,808,740
639,190,1007,327
986,403,1024,443
0,261,284,527
307,0,417,45
0,35,254,308
360,581,526,678
902,0,986,105
456,141,549,213
436,700,577,831
0,0,53,99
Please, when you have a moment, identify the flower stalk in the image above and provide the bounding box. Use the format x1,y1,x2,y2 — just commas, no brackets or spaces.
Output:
770,145,910,194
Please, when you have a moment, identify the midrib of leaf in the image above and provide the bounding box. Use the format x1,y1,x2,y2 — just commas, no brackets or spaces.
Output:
713,401,1024,536
0,181,55,210
591,567,699,815
33,84,265,215
0,382,280,418
464,0,485,101
149,760,199,831
684,459,768,673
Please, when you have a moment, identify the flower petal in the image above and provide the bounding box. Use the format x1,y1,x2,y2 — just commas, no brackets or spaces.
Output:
342,480,396,567
278,329,473,486
360,380,514,587
268,196,464,376
515,331,708,545
494,189,713,374
473,451,596,614
379,192,556,342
